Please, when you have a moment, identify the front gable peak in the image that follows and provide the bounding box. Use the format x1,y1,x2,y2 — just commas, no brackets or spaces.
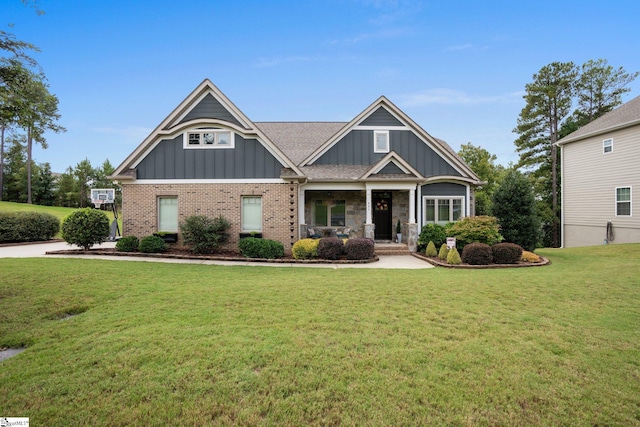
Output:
360,151,424,181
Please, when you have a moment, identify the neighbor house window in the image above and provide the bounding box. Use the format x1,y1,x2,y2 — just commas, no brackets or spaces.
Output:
374,130,389,153
423,197,464,225
158,197,178,232
603,138,613,154
242,196,262,232
616,187,631,216
185,129,234,148
314,200,346,226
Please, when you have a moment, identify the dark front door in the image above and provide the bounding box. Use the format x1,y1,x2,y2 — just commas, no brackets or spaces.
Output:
373,192,392,240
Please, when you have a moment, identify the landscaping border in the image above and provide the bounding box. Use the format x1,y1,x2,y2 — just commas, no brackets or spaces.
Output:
412,252,550,268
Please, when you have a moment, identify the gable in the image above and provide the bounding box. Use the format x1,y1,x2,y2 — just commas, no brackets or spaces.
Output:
359,106,403,126
377,162,405,174
178,93,243,128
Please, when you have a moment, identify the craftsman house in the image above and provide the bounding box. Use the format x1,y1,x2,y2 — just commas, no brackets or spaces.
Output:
110,79,482,252
557,95,640,247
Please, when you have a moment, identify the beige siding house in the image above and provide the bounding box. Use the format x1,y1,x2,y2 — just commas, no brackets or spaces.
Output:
557,95,640,247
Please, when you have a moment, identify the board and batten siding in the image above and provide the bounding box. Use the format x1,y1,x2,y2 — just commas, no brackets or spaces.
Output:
136,134,284,180
562,124,640,247
315,130,461,177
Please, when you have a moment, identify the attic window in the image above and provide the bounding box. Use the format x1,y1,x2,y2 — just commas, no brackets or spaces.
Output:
184,130,234,148
374,130,389,153
603,138,613,154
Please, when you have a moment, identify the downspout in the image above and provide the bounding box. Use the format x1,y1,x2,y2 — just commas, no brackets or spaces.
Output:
559,144,565,248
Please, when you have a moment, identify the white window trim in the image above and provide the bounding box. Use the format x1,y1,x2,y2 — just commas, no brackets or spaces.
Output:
373,130,390,153
183,129,235,149
615,186,632,217
603,138,613,154
422,196,465,224
241,196,263,232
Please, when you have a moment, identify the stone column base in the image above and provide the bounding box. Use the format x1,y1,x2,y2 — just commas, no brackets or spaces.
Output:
364,223,375,240
407,223,418,252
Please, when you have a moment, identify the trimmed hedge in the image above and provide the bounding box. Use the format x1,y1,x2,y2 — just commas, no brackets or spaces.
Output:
446,247,461,265
292,238,319,260
521,250,541,263
425,241,437,257
447,216,503,249
115,236,139,252
345,238,375,260
239,237,284,259
0,211,60,243
492,242,523,264
61,208,110,250
317,237,344,260
139,235,167,253
438,243,449,260
461,242,493,265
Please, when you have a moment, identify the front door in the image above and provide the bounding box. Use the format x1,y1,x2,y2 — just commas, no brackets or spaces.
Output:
373,192,392,240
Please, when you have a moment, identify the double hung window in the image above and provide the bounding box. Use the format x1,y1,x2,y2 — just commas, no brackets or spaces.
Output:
242,196,262,232
616,187,631,216
158,197,178,232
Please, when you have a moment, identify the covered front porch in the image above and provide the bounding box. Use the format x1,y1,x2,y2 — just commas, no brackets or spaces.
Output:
298,182,420,251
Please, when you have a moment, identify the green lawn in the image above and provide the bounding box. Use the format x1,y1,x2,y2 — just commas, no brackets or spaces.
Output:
1,244,639,425
0,201,121,237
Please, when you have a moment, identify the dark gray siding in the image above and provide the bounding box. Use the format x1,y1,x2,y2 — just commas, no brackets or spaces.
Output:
359,107,403,126
315,130,461,177
422,182,467,196
377,162,405,174
179,94,243,127
136,134,284,179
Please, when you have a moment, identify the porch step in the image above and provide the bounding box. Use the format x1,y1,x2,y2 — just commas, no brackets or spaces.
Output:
374,242,411,255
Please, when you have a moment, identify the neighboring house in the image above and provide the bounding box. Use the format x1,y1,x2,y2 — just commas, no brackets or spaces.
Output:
557,95,640,248
110,79,482,252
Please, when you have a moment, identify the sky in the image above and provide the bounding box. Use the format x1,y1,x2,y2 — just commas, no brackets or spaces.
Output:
3,0,640,174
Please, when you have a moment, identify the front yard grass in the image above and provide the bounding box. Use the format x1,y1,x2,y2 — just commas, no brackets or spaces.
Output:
1,244,639,425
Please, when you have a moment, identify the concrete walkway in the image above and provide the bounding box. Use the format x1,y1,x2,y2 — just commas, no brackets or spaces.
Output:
0,241,434,269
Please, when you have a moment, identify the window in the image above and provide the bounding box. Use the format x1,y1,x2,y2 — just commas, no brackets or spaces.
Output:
185,129,234,148
242,196,262,231
616,187,631,216
423,197,464,224
374,130,389,153
314,200,346,226
158,197,178,232
603,138,613,154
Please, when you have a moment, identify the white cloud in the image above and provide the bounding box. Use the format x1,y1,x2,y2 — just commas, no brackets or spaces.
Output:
399,88,525,106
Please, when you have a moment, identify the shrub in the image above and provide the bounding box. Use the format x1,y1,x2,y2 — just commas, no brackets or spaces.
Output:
438,243,449,260
317,237,344,260
180,215,230,254
239,237,284,259
492,170,541,251
61,208,110,250
292,238,319,260
461,242,493,265
447,216,503,250
115,236,139,252
492,242,523,264
138,235,167,253
0,211,59,243
521,250,542,263
417,223,447,250
345,238,375,260
425,241,437,257
446,247,461,265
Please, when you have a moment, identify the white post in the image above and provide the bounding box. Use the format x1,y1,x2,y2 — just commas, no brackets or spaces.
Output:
298,185,306,226
409,188,416,223
366,188,372,224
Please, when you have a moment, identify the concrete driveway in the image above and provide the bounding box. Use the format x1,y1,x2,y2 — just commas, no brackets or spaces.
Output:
0,241,434,269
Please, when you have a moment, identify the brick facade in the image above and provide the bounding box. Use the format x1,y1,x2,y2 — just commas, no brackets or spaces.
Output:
121,182,299,250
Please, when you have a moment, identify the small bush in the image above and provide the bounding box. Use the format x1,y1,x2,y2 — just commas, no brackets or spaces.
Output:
417,223,447,250
61,208,110,250
292,238,319,260
438,243,449,260
239,237,284,259
345,238,375,260
492,242,524,264
447,216,503,250
461,242,493,265
425,241,437,257
138,235,167,253
180,215,230,254
521,250,542,263
115,236,139,252
446,247,461,265
317,237,344,260
0,211,60,243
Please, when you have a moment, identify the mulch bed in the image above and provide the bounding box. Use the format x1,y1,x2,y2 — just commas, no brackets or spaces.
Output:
412,252,550,268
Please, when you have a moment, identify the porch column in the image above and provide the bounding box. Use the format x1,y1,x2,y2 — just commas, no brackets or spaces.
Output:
365,188,375,240
298,186,306,239
409,188,416,223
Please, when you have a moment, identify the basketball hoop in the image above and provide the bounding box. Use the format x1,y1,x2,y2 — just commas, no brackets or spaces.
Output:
92,200,104,209
90,189,115,209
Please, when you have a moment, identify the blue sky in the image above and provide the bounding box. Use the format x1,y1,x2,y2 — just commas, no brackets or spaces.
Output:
4,0,640,173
